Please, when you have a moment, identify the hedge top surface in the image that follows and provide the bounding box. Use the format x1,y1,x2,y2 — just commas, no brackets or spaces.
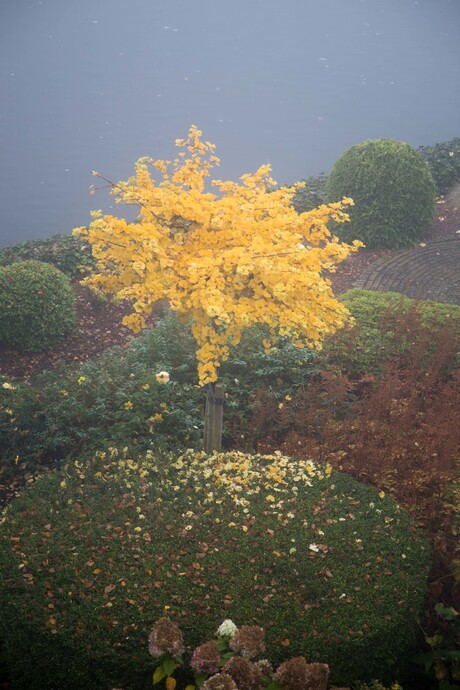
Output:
0,450,430,688
325,138,436,248
341,288,460,333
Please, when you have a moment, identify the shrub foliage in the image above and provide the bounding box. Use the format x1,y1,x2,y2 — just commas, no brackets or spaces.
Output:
417,136,460,195
0,233,95,278
325,138,436,248
1,292,459,474
0,450,430,689
0,260,77,351
0,313,321,473
289,173,328,213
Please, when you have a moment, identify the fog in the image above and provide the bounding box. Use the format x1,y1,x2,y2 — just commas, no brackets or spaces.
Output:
1,0,459,247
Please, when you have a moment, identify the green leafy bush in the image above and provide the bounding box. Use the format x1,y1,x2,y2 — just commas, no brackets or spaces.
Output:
325,139,436,248
0,233,96,278
417,137,460,195
0,312,320,472
0,260,77,351
0,450,431,689
411,603,460,690
290,173,328,213
0,324,204,473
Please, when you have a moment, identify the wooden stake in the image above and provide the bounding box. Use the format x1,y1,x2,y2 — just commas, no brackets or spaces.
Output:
204,382,224,454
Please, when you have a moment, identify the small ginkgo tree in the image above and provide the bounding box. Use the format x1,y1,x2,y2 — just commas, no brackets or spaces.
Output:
74,126,361,450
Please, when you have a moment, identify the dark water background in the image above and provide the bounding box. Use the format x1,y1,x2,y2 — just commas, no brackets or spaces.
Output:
1,0,459,248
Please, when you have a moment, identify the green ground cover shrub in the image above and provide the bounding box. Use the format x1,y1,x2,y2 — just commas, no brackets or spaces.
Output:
0,260,77,351
0,450,431,689
325,139,436,248
0,312,320,473
417,137,460,195
0,233,96,277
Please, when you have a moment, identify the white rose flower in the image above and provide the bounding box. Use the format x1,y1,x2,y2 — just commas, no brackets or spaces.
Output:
155,371,170,384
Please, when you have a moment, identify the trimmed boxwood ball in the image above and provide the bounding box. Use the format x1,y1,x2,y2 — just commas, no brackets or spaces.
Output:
0,450,431,689
0,259,77,351
325,138,436,248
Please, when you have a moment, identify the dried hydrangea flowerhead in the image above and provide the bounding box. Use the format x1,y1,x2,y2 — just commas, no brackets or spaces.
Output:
275,656,309,690
216,619,238,638
223,655,261,690
148,618,185,657
201,672,239,690
229,625,265,659
254,658,273,678
305,662,330,690
190,640,221,675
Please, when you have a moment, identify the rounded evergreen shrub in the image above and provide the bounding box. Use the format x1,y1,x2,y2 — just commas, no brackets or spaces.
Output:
0,259,77,351
325,139,436,248
0,450,431,689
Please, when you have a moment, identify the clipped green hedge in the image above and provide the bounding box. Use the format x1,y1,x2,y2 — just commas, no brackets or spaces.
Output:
341,289,460,333
0,233,96,278
0,450,431,689
0,260,77,351
325,138,436,248
323,289,460,377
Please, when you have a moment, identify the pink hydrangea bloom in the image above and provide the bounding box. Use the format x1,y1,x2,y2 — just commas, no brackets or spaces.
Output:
229,625,265,659
223,655,261,690
191,640,221,675
201,673,239,690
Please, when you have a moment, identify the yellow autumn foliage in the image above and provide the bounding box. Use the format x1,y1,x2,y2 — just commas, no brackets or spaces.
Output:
74,126,362,385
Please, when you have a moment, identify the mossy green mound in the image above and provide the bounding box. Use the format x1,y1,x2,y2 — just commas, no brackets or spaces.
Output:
0,451,431,689
325,138,436,248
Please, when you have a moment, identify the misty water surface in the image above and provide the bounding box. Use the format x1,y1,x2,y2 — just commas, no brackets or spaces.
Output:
0,0,459,247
